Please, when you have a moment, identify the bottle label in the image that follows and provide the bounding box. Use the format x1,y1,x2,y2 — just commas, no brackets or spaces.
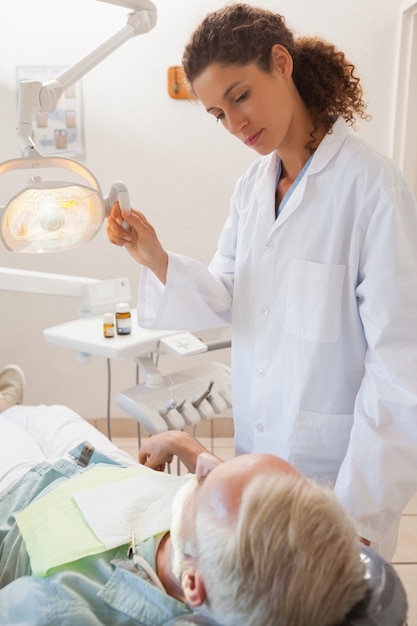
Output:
104,325,115,338
116,318,131,334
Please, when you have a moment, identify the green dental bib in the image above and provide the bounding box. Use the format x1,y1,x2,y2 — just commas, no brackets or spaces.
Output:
15,465,157,576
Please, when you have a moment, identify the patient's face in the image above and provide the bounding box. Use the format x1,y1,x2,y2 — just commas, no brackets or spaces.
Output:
170,452,303,580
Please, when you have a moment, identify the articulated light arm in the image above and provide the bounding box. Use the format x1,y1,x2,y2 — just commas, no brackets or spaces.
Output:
17,0,157,157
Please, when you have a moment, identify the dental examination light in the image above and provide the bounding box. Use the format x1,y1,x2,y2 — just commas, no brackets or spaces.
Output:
0,0,157,253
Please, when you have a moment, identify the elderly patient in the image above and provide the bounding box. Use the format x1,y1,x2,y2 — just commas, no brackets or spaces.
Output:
0,365,367,626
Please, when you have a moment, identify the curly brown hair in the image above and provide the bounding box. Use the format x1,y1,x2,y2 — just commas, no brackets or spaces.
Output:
182,3,369,136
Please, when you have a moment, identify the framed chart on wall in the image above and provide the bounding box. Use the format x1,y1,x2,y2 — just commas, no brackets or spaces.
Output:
392,1,417,196
16,66,85,159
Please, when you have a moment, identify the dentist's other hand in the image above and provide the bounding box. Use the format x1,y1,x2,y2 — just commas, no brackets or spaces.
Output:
107,202,168,284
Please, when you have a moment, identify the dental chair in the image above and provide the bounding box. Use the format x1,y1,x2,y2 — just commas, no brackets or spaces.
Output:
163,546,408,626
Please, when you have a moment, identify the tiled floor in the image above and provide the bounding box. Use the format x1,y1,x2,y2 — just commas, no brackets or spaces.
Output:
113,430,417,625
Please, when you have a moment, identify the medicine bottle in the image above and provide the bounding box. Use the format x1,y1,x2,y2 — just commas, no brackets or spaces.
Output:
103,313,115,338
116,302,132,335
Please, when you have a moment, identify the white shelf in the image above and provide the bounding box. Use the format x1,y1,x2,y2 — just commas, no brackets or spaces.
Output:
43,311,176,360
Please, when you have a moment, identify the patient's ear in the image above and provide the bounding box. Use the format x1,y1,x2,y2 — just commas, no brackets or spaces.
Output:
195,452,222,481
181,568,206,607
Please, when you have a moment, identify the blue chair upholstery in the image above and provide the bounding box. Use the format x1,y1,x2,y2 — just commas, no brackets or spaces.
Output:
163,546,408,626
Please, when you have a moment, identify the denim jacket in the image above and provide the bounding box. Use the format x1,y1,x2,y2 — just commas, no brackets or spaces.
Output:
0,457,190,625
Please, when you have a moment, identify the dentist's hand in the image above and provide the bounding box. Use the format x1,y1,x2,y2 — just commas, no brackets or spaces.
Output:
106,202,168,285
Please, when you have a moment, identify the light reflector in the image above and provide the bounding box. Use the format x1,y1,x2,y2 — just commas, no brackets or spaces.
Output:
2,180,104,253
0,156,106,253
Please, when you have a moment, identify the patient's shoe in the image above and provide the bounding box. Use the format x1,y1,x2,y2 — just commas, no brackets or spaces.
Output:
0,364,26,405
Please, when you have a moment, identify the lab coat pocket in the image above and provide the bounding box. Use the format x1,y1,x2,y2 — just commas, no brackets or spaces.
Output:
286,259,346,343
293,410,353,486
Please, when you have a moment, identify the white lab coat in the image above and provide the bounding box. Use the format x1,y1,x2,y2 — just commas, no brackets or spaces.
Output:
138,117,417,558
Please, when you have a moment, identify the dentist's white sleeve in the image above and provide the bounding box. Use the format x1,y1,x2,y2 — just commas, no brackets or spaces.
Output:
137,252,233,330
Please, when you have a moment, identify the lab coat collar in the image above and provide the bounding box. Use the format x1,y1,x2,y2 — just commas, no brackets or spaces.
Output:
264,116,349,229
270,116,349,179
307,116,349,176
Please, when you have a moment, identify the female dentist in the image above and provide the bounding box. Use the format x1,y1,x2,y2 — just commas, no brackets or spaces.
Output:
107,4,417,560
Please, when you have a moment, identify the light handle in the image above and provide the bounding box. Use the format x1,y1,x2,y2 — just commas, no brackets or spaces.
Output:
104,181,131,231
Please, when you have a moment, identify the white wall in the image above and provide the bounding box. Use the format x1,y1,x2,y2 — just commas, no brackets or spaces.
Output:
0,0,402,418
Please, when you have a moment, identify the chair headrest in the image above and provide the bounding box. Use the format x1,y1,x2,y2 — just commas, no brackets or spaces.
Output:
163,546,407,626
341,545,407,625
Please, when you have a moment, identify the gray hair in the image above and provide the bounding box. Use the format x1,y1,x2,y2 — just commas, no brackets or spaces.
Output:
193,473,367,626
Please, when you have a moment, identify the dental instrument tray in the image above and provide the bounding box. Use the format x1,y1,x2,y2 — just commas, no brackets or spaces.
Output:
116,362,232,434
